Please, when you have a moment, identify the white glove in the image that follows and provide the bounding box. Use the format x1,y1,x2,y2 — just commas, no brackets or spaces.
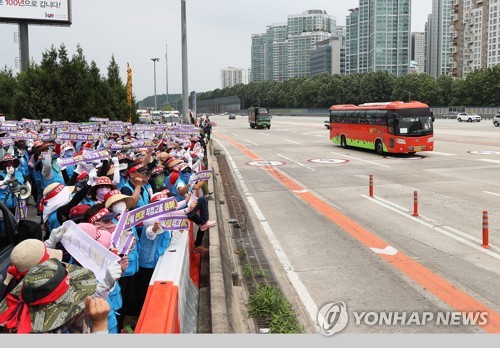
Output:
44,225,67,248
111,156,119,167
87,168,97,186
94,262,122,300
0,173,12,187
56,157,67,171
6,166,14,176
188,174,197,185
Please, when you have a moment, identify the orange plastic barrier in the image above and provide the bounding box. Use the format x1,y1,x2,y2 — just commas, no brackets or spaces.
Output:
135,222,200,333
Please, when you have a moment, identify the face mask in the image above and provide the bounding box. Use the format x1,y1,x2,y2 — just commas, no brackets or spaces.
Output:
180,172,191,184
153,173,165,188
111,201,127,214
96,187,111,202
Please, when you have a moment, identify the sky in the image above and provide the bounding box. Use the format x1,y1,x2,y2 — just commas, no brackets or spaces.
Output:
0,0,433,101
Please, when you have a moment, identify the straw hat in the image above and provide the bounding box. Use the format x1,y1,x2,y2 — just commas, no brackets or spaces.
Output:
165,157,183,169
104,189,130,209
8,239,63,276
0,258,96,333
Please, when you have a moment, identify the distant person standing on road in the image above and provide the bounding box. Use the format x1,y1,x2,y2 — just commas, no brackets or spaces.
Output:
203,117,212,141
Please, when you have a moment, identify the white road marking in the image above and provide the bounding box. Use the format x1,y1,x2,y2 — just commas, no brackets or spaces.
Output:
276,154,315,171
315,135,324,138
484,191,500,198
244,139,259,146
431,151,456,156
479,159,500,164
215,139,320,332
284,139,303,145
331,152,391,169
371,246,398,256
362,194,500,258
232,133,240,138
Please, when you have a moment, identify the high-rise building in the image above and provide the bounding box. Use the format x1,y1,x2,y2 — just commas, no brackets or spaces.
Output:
265,24,288,82
345,0,411,76
450,0,500,79
411,32,426,73
220,67,246,89
286,10,336,79
250,34,266,82
250,9,337,82
310,36,346,76
425,0,452,77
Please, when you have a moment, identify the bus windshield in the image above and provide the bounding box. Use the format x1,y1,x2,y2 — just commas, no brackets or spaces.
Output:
393,109,433,136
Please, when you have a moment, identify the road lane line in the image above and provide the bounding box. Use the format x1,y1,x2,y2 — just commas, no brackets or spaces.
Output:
284,139,303,145
484,191,500,198
276,154,315,171
216,132,500,333
331,152,391,169
431,151,456,156
232,133,240,138
479,159,500,164
214,138,320,332
244,139,259,146
363,195,500,257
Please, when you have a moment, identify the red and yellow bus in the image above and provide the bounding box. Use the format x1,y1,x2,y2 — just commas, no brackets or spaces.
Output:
329,101,434,155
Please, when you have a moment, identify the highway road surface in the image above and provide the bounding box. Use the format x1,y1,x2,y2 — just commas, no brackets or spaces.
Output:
213,115,500,334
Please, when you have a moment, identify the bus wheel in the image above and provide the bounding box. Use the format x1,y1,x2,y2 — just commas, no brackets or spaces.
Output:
408,152,416,156
268,125,271,129
341,135,348,149
375,140,384,156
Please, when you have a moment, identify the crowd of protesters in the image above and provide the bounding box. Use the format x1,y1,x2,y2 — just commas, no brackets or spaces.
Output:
0,115,215,334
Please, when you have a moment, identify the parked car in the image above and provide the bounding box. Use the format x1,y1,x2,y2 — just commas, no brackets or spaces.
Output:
457,112,481,122
493,114,500,127
229,114,236,120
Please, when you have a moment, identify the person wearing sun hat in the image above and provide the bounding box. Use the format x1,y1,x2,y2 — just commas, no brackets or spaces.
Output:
41,168,97,238
77,223,124,334
59,140,76,179
89,176,118,204
148,165,168,193
120,160,153,211
0,258,110,333
0,238,64,301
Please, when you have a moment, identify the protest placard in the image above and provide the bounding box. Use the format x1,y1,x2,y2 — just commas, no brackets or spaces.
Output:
59,149,110,167
57,131,103,142
124,197,178,230
0,138,14,148
189,170,213,184
158,215,190,231
61,220,120,283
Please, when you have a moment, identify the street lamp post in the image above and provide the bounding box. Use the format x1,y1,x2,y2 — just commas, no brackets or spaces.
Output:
165,44,169,105
151,58,160,111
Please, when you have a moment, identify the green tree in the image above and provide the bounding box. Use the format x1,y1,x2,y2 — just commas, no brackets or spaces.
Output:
0,68,17,116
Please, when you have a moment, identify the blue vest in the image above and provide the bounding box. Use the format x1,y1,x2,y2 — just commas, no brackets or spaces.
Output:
0,171,25,209
138,229,171,269
41,161,65,192
121,181,151,209
107,282,122,334
46,210,61,234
